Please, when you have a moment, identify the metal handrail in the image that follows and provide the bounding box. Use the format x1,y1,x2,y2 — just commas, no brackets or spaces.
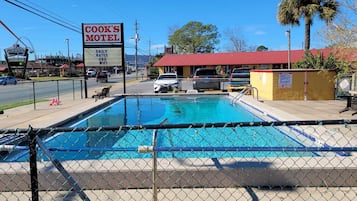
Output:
231,85,260,104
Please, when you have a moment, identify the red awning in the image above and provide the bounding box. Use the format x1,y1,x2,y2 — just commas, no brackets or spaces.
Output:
76,63,84,67
59,64,69,68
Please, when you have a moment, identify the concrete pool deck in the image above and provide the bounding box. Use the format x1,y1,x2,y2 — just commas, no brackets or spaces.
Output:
1,87,356,130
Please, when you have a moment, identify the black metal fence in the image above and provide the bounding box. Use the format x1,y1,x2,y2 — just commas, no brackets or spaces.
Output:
0,79,84,110
1,119,357,200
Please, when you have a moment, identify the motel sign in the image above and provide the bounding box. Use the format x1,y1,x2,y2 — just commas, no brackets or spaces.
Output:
82,23,126,97
83,24,122,46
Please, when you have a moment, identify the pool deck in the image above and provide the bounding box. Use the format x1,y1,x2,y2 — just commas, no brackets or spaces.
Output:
239,95,357,121
1,84,356,130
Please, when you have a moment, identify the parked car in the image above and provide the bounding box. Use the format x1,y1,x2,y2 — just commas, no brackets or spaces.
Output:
96,71,108,83
86,69,97,77
154,73,181,93
229,68,250,86
102,70,111,77
192,68,220,91
0,76,17,85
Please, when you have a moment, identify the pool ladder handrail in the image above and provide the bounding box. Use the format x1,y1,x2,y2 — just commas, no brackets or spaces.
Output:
231,85,260,104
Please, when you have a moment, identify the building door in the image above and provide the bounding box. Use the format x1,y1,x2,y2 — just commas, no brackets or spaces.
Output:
176,67,183,76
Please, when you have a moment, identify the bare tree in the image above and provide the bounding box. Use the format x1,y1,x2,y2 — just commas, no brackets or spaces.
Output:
319,0,356,48
223,27,249,52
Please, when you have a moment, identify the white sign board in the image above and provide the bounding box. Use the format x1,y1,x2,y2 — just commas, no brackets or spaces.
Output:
83,23,122,46
278,73,292,88
84,48,122,66
5,46,27,56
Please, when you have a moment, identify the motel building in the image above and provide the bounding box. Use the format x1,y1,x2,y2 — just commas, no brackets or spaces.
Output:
153,48,355,77
153,48,357,100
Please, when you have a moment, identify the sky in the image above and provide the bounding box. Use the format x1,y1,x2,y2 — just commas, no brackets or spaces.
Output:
0,0,353,60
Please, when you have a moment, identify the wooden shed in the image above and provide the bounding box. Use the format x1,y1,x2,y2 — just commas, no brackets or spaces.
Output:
250,69,336,100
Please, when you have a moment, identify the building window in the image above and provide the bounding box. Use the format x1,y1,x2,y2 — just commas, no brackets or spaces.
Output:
164,66,175,73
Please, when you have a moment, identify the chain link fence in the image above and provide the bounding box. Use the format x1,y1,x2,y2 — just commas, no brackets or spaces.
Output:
1,120,357,200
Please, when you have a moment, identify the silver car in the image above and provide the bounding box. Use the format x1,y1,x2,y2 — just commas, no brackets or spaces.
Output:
192,68,221,91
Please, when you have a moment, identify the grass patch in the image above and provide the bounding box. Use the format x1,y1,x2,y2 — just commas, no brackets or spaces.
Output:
0,99,48,111
29,77,72,82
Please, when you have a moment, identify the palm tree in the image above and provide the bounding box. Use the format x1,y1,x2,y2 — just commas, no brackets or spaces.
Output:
277,0,339,52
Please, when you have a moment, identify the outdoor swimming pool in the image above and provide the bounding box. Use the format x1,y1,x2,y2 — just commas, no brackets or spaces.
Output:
7,95,318,161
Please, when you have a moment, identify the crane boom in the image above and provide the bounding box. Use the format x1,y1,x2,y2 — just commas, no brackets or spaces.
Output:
0,20,28,49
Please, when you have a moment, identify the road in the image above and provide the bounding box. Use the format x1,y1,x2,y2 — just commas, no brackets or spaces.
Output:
0,72,225,106
0,73,141,106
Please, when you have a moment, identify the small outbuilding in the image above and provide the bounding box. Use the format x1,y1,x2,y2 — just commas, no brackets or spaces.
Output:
250,69,336,100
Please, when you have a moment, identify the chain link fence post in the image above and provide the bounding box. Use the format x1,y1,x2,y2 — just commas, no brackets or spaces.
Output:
28,126,39,201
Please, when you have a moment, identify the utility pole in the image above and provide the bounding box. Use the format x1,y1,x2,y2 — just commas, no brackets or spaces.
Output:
148,39,151,63
134,20,139,79
65,38,71,75
148,39,151,79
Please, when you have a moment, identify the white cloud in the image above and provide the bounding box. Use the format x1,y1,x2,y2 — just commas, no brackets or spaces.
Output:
151,44,167,52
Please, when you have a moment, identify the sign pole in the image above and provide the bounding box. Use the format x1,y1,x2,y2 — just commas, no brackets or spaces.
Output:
121,23,126,94
81,23,88,98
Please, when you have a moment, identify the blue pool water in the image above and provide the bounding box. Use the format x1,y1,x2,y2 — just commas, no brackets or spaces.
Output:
75,95,264,126
8,95,316,161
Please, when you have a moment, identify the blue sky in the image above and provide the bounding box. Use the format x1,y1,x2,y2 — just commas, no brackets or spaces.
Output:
0,0,350,60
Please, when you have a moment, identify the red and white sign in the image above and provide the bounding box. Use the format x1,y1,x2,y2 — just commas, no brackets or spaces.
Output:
83,23,122,45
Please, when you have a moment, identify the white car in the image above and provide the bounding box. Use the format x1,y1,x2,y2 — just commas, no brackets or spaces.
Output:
86,69,97,77
154,73,181,93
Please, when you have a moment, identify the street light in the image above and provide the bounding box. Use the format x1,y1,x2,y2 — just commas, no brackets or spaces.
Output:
65,38,71,75
285,29,291,69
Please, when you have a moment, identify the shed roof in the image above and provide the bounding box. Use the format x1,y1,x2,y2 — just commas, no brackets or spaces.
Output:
153,48,341,67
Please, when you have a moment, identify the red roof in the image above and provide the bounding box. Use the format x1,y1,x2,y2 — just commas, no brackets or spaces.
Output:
59,63,69,68
76,63,84,67
153,48,347,67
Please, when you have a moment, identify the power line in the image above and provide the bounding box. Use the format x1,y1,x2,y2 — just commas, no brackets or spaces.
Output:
22,0,79,29
4,0,81,34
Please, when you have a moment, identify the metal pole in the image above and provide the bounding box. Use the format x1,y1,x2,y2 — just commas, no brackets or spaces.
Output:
286,29,291,69
28,126,39,201
72,80,75,100
56,80,60,102
152,130,158,201
121,23,126,94
134,20,139,80
32,81,36,110
80,80,83,99
65,39,71,75
81,24,88,98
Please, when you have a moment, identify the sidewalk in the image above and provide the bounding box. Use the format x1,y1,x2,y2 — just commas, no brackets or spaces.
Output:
0,91,114,130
